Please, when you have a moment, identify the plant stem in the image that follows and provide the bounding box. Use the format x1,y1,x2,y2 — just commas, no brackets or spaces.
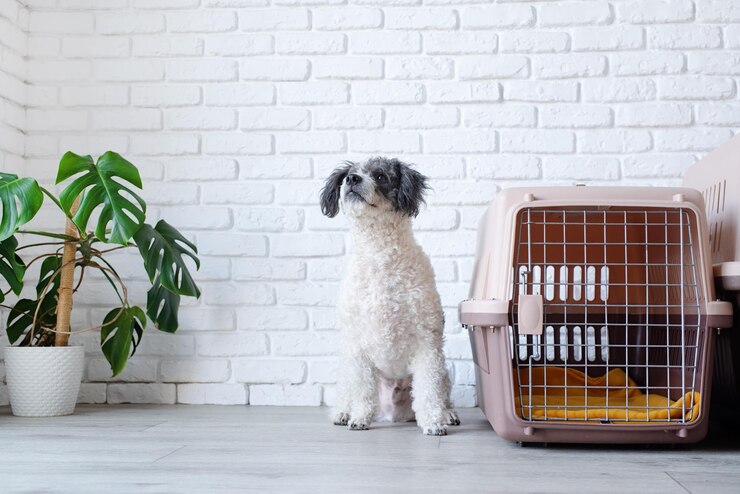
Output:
16,230,77,241
54,197,81,347
15,241,65,252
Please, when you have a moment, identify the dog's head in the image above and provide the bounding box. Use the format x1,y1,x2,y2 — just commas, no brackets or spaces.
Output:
320,157,429,220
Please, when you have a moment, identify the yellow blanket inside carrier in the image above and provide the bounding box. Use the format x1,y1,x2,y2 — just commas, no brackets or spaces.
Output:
514,367,700,422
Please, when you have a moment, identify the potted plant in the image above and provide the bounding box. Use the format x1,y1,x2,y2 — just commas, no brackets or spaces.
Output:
1,151,201,416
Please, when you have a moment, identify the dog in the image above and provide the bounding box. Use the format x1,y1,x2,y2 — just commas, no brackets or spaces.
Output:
320,157,460,436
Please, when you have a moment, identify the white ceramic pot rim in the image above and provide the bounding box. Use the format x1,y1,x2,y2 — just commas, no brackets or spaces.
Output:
4,344,84,351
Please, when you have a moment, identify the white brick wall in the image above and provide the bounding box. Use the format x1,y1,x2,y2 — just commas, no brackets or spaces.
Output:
1,0,739,408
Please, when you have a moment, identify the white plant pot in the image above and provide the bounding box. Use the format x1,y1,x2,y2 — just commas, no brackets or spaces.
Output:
4,345,85,417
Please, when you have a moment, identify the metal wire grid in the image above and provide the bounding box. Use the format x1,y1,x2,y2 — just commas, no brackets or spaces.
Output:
510,208,705,423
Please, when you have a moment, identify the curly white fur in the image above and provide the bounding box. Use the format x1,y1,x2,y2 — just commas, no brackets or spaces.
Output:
322,158,459,436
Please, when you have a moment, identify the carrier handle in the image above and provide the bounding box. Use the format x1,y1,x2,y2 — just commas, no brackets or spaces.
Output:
706,300,733,329
459,299,509,328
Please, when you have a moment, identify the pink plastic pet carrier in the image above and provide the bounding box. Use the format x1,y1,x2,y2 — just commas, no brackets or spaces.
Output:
460,186,733,443
682,135,740,418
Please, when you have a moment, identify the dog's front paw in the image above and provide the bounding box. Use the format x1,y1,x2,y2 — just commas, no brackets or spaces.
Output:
445,410,460,426
348,418,370,431
333,412,350,426
422,424,448,436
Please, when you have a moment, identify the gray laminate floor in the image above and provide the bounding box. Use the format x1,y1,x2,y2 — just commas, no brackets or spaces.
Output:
1,405,739,493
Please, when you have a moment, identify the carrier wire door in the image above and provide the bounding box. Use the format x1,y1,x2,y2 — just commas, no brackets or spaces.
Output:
461,187,732,444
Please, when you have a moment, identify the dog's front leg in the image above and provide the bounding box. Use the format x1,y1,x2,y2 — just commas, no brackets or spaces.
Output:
332,352,377,430
411,349,450,436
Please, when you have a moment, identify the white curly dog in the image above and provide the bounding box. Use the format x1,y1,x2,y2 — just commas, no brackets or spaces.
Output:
320,157,459,436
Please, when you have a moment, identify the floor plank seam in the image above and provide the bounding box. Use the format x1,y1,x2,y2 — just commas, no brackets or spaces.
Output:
664,471,692,494
153,445,187,463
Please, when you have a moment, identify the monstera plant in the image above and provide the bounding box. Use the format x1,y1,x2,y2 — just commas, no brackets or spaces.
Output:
0,151,200,416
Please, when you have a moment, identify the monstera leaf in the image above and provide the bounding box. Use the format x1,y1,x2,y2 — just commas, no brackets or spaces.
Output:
146,277,181,333
0,236,25,303
6,256,61,343
0,173,44,242
56,151,146,245
100,306,146,376
133,220,200,297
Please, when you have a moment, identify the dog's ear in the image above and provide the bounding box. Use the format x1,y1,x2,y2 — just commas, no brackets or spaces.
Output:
395,162,429,217
320,163,351,218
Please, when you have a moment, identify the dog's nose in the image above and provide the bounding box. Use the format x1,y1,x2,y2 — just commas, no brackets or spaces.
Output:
346,174,362,185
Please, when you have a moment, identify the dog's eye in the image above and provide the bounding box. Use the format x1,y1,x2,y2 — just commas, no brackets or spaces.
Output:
376,173,387,182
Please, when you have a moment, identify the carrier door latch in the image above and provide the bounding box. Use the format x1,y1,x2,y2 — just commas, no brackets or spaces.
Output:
459,299,509,328
517,294,543,336
706,300,733,329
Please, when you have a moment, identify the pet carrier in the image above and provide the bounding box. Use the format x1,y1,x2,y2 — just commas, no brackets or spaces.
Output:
682,135,740,418
460,186,733,443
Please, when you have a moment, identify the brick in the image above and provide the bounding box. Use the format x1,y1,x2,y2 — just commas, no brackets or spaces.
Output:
539,2,612,26
428,82,500,104
309,361,339,384
160,360,229,383
132,85,201,107
387,57,453,80
167,60,238,82
205,83,275,106
654,129,734,152
697,0,740,22
249,384,321,406
135,334,195,357
501,130,575,154
622,154,696,178
539,105,612,128
202,182,274,204
237,307,308,330
133,36,204,57
658,77,735,100
313,7,383,30
610,51,684,76
499,31,570,53
463,105,536,128
26,110,87,131
87,359,157,383
239,9,310,31
198,233,266,256
197,333,268,357
532,54,607,79
276,33,346,55
240,59,310,81
544,157,621,180
386,8,457,29
30,12,93,33
59,86,127,107
96,13,164,34
689,53,740,75
350,131,420,153
235,207,303,232
240,157,312,179
204,133,273,155
619,0,694,23
107,384,176,404
468,155,541,179
177,308,236,331
131,0,201,7
131,134,200,155
459,56,529,80
572,26,644,51
696,103,740,126
273,233,344,257
314,108,383,129
350,31,421,54
582,79,656,102
61,37,130,58
27,86,58,107
168,11,237,33
27,60,91,82
235,360,306,384
461,5,534,29
615,103,693,127
419,231,478,253
77,383,106,404
424,32,497,55
92,109,162,131
202,281,275,305
306,257,344,279
177,384,247,405
649,26,721,49
165,108,237,130
278,132,345,153
272,333,339,355
726,25,740,48
579,130,653,153
425,130,496,154
206,34,273,56
353,82,424,104
241,108,309,130
28,37,60,57
504,81,578,102
314,57,383,80
386,107,458,129
95,60,164,82
233,259,306,280
163,205,233,229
